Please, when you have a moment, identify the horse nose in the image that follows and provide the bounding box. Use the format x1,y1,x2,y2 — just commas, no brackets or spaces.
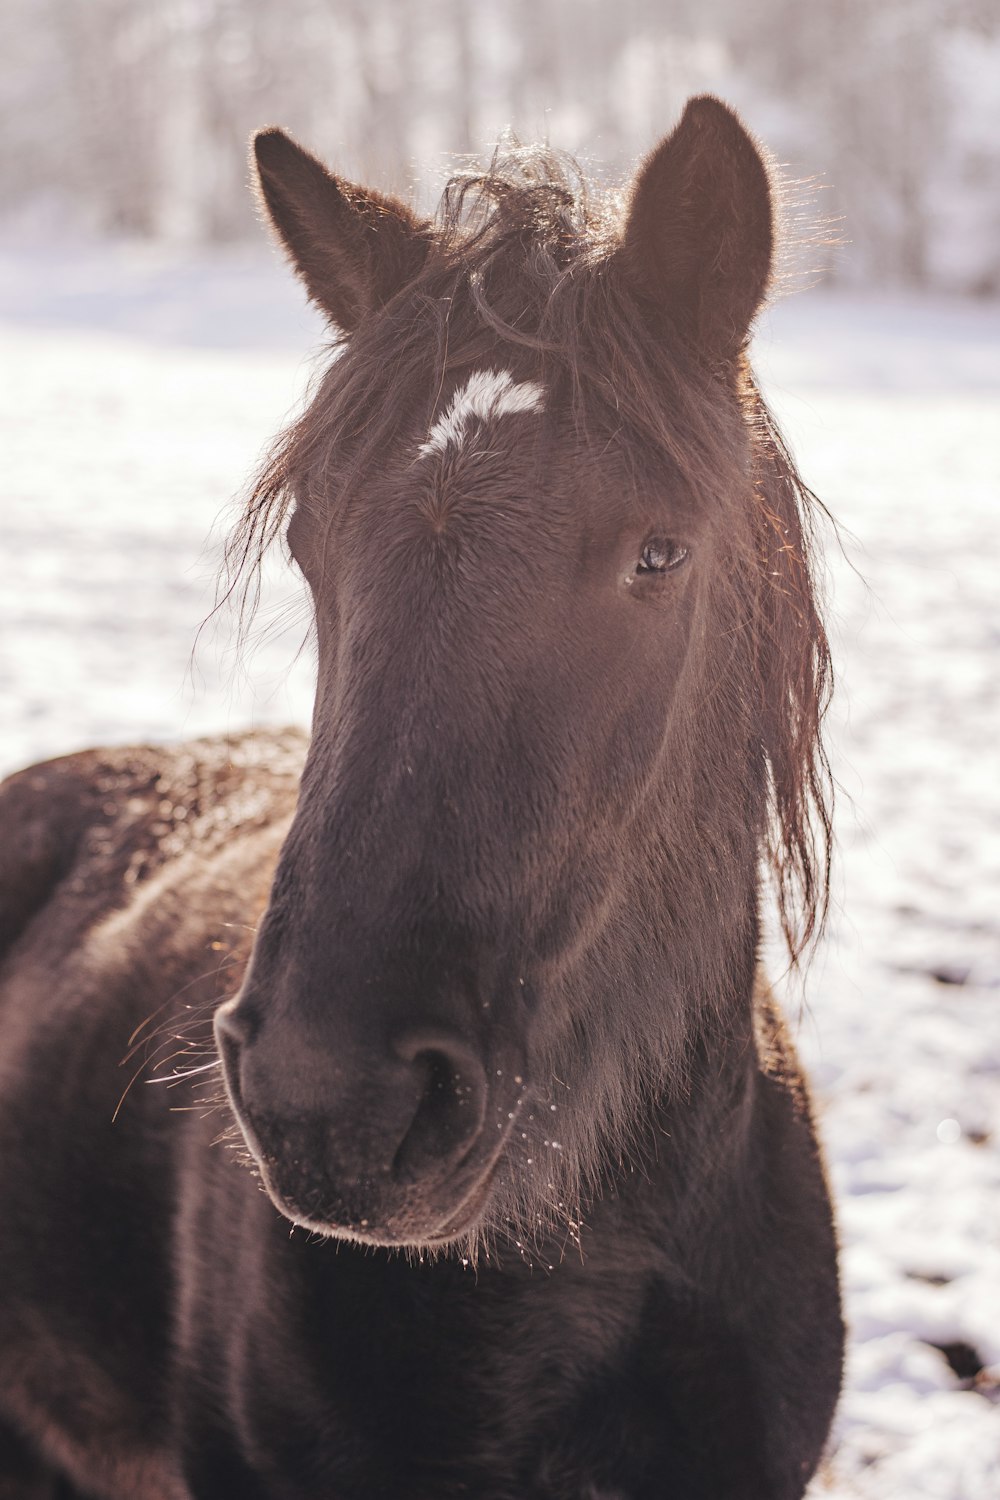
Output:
390,1026,489,1181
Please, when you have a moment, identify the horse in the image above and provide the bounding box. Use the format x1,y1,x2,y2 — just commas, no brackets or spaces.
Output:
0,95,843,1499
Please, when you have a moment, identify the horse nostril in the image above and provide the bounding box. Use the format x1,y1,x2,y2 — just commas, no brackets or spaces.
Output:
214,996,257,1048
391,1031,489,1183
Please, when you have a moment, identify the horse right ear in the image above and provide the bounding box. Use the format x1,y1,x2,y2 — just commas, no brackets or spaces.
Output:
619,96,774,366
253,128,433,332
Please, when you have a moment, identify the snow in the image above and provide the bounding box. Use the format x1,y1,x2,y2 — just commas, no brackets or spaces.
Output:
1,243,998,1491
754,290,1000,1494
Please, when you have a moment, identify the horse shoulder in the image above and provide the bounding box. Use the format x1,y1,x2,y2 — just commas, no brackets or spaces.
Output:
0,730,307,967
0,731,306,1500
0,747,113,960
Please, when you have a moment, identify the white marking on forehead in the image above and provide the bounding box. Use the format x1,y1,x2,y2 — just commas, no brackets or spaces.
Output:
418,368,545,458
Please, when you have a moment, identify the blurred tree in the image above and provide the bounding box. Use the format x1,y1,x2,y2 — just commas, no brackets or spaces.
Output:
0,0,995,290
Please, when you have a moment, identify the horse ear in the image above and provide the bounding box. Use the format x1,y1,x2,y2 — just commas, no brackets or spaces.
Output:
620,96,773,365
253,127,432,332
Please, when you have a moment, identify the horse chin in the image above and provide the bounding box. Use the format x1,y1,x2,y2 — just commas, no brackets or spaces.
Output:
253,1149,503,1253
416,1163,501,1248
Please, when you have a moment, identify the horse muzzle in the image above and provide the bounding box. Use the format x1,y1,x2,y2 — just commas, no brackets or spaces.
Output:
214,999,525,1246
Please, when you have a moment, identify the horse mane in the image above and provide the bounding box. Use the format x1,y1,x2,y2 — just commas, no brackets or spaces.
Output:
227,143,832,964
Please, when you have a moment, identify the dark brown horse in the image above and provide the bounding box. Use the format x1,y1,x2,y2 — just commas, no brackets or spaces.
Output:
0,96,842,1499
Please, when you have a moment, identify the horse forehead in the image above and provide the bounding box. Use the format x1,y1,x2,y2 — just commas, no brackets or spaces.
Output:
416,368,546,460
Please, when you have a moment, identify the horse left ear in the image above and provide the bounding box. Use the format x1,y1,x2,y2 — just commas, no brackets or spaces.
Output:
620,96,774,365
253,127,433,331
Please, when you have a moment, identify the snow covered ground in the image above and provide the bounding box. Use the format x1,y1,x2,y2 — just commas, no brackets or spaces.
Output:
1,240,998,1494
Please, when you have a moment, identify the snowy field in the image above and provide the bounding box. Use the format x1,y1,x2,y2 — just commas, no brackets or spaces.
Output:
1,241,998,1495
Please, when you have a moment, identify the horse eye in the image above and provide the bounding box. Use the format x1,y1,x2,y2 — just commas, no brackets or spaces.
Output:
636,538,688,574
